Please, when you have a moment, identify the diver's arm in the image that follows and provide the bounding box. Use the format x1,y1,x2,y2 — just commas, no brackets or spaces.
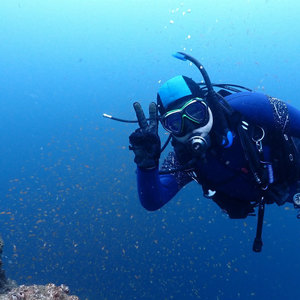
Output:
136,167,180,211
129,102,191,210
136,151,192,211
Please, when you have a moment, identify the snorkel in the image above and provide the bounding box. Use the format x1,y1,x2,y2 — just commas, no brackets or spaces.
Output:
172,52,233,149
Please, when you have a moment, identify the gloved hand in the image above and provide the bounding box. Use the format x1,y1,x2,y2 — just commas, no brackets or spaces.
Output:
129,102,161,169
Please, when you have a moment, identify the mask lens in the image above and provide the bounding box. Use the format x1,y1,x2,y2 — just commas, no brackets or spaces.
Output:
185,101,208,126
164,112,182,134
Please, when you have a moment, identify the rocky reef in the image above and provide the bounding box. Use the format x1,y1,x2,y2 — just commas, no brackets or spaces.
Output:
0,237,80,300
0,284,79,300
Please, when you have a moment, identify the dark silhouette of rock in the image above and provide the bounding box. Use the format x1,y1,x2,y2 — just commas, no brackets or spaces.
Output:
0,237,16,295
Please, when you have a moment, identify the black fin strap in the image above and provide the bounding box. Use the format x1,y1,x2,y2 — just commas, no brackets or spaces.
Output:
252,197,265,252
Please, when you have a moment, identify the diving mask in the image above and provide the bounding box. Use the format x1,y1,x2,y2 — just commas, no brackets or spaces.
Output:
161,98,209,136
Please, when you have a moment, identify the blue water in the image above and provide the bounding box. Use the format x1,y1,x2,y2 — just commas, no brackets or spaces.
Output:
1,0,300,299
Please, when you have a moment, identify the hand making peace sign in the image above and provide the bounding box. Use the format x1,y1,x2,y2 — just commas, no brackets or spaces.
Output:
129,102,161,169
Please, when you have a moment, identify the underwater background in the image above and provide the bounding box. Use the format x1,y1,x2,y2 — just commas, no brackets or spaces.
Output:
0,0,300,299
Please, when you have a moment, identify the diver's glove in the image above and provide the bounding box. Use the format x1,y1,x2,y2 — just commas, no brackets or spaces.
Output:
129,102,161,169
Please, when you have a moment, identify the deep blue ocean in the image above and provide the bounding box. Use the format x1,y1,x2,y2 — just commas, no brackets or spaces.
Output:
1,1,300,299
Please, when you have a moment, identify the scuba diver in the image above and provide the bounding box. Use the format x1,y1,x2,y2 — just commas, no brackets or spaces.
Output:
104,52,300,252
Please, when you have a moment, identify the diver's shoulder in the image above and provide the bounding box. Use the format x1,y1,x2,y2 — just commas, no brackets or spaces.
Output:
224,91,271,119
225,91,268,102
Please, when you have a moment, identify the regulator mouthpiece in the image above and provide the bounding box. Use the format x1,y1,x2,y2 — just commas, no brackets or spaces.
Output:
189,135,210,156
